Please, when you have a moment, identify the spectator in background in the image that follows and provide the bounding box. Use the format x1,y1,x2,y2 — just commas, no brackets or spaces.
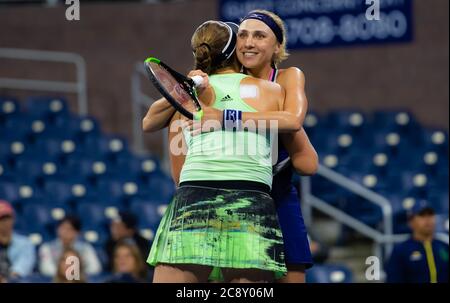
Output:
0,200,36,282
39,215,102,277
385,200,449,283
53,247,87,283
104,239,149,283
105,212,150,271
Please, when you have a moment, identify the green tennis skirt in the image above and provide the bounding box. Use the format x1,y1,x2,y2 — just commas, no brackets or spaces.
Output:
147,184,287,279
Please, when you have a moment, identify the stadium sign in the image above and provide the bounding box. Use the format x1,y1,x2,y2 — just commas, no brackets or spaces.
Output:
219,0,413,49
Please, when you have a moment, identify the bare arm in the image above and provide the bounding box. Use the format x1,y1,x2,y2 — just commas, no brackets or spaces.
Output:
278,68,316,175
239,67,307,132
281,129,318,176
277,67,308,126
142,97,176,133
241,111,300,132
198,79,300,132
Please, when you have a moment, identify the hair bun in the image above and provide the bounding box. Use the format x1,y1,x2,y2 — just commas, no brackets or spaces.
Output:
199,43,211,51
194,44,212,74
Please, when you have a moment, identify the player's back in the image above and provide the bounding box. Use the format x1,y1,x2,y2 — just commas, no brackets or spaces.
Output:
179,72,281,188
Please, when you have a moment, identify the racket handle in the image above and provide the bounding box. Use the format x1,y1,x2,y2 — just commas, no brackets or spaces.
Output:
190,75,204,87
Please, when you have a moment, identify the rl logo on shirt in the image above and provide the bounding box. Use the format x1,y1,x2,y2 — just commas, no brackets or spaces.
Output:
410,251,422,261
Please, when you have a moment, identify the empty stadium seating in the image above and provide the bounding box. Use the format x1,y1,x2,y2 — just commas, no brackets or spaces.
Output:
308,109,448,235
306,264,353,283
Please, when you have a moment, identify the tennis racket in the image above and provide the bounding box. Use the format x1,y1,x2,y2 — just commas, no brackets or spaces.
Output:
144,57,204,120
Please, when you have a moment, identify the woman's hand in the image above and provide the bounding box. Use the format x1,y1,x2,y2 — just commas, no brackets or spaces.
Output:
187,107,223,136
188,70,209,95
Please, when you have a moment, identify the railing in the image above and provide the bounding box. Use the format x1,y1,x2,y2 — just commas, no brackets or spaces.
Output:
0,48,88,115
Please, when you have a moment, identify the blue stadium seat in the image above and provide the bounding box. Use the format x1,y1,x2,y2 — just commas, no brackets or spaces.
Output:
114,153,161,183
2,115,32,142
344,195,383,228
0,181,42,208
75,202,108,229
5,115,74,147
336,152,373,175
13,156,60,185
129,200,162,230
401,171,430,199
20,203,55,235
384,194,412,234
82,226,109,247
306,264,353,283
364,151,402,181
25,96,69,122
0,97,21,124
43,178,93,208
310,173,351,208
325,110,369,140
0,159,16,182
373,129,412,160
348,171,391,193
83,135,129,161
54,114,101,144
427,189,449,215
64,156,118,184
421,129,448,156
0,140,11,163
0,138,30,166
303,111,322,142
372,110,420,139
435,214,449,234
317,151,351,175
0,181,20,204
95,175,142,206
143,173,176,204
416,150,449,178
321,130,365,156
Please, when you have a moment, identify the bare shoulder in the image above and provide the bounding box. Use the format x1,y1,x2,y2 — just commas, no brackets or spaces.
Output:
242,76,283,96
278,67,305,84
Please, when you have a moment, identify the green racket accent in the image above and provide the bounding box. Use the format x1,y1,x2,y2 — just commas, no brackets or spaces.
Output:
193,109,204,121
145,57,160,64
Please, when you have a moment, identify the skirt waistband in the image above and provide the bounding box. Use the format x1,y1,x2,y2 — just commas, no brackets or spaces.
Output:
179,180,270,195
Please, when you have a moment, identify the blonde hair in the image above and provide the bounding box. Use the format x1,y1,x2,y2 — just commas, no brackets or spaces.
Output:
191,21,240,75
247,10,289,67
